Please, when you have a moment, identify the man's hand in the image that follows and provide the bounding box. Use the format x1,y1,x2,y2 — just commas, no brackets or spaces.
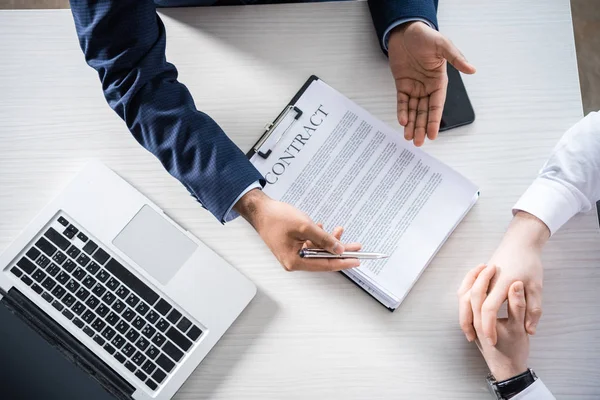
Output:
388,21,476,146
234,189,361,271
458,264,530,381
458,211,550,345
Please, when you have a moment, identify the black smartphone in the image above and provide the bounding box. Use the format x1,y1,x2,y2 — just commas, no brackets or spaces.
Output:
440,63,475,131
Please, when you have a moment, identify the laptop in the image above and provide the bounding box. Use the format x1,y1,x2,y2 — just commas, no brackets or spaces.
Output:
0,161,257,400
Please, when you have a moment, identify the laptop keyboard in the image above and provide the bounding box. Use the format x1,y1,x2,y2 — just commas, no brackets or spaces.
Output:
8,215,203,392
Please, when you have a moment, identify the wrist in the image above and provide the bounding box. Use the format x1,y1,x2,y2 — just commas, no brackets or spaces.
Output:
233,188,268,230
507,211,550,251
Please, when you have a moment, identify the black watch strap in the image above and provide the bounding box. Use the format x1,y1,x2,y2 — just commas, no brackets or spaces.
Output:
496,369,536,399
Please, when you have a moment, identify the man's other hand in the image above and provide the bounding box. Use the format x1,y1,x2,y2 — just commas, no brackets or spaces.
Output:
458,264,530,381
388,21,476,146
234,189,361,272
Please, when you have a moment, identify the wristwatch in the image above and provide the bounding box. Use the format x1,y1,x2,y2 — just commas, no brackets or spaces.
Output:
486,368,537,399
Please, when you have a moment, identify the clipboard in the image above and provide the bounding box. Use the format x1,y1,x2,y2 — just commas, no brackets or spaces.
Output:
246,75,320,160
245,75,395,311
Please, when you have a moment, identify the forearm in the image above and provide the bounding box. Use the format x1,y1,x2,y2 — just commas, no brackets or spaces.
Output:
514,111,600,235
70,0,263,222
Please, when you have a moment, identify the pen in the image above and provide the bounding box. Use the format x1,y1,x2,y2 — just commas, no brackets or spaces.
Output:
299,248,389,260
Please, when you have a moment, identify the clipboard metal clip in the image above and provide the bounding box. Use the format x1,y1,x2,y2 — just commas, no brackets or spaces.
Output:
253,105,303,159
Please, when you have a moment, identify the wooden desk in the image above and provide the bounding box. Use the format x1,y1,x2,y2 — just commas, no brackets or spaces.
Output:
1,1,597,398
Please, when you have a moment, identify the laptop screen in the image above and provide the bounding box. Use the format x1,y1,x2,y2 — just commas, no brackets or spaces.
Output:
0,292,126,400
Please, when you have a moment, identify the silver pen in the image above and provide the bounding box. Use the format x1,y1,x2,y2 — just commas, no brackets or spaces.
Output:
299,248,389,259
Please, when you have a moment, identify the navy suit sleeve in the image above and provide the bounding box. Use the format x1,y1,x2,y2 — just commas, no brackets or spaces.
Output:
368,0,439,55
70,0,264,223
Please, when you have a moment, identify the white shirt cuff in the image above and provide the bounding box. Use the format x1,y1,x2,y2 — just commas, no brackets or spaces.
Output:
513,177,584,236
511,378,556,400
222,181,262,223
382,18,435,51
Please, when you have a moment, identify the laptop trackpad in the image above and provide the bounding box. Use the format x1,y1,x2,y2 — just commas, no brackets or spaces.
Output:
113,205,197,285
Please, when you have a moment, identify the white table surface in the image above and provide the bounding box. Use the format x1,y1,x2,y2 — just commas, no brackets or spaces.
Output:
1,1,598,398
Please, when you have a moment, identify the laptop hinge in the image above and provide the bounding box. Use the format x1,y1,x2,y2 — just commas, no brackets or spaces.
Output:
1,287,135,400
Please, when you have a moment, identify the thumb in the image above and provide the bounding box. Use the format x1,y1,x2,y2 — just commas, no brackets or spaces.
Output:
507,281,526,329
438,37,476,74
302,223,345,255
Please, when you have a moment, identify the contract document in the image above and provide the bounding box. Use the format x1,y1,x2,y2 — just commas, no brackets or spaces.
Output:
249,77,479,310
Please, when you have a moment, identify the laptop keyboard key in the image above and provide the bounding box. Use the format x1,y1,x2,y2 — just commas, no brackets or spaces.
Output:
132,351,146,366
62,294,76,308
142,360,156,375
115,286,130,299
115,352,126,364
58,216,69,226
62,309,74,320
92,318,106,332
51,285,66,300
96,303,110,317
82,310,96,324
73,317,84,328
154,299,171,316
124,361,136,373
82,275,96,289
63,259,76,273
93,335,105,346
72,267,86,281
10,267,23,278
77,232,89,242
92,283,107,297
166,327,191,352
166,309,181,324
17,257,36,274
146,345,160,360
135,370,147,382
72,301,85,315
36,237,57,257
106,312,120,326
177,317,192,333
36,255,50,269
42,277,57,291
83,326,94,337
52,251,66,265
76,254,91,267
151,333,166,347
151,369,166,384
92,248,110,265
112,300,126,314
46,263,60,277
96,269,110,283
31,283,43,295
107,277,119,291
85,295,100,310
66,224,79,235
126,329,140,343
145,310,160,324
122,343,136,358
102,292,116,305
132,316,145,330
105,259,158,305
82,240,98,255
156,318,169,332
122,308,136,322
116,320,129,334
41,291,53,303
156,354,175,373
32,269,47,283
52,300,64,312
65,279,79,293
67,245,81,259
111,334,126,349
162,341,184,362
21,275,33,286
44,228,70,251
145,380,157,391
141,325,156,339
86,261,101,275
56,271,70,285
75,287,90,301
26,247,41,261
63,228,75,239
103,343,115,355
135,337,150,351
126,294,139,307
102,327,116,341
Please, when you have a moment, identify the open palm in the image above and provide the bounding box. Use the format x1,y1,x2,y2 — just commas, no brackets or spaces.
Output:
388,22,476,146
